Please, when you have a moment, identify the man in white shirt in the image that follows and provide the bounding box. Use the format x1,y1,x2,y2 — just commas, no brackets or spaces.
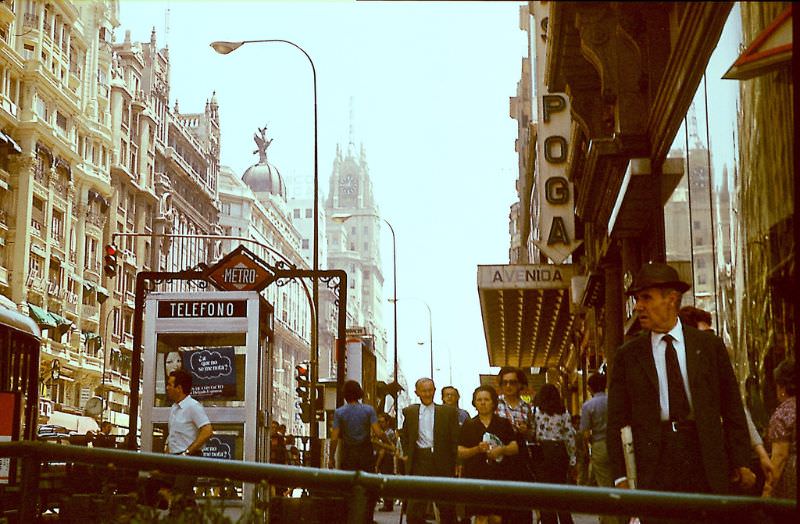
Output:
401,378,459,524
607,263,753,522
165,369,213,505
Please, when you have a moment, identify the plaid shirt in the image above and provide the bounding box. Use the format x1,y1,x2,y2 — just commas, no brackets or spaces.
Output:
496,395,536,444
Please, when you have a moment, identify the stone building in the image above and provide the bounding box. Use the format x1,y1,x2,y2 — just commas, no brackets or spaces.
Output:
0,0,121,427
0,0,227,431
325,140,388,380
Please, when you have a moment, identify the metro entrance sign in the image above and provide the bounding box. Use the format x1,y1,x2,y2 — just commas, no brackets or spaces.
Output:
206,245,276,292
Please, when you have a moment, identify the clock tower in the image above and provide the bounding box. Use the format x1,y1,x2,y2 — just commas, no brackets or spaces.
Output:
325,141,388,379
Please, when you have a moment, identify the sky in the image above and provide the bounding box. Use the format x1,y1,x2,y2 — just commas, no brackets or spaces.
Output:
118,0,527,413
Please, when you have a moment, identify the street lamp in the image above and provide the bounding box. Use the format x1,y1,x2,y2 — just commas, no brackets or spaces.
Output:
210,38,322,467
330,213,398,407
403,298,434,381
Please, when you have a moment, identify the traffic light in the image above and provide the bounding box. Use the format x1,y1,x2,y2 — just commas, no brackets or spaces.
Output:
103,244,118,278
295,363,311,423
315,385,325,421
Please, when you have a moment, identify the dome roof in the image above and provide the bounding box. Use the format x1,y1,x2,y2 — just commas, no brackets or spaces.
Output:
242,160,286,202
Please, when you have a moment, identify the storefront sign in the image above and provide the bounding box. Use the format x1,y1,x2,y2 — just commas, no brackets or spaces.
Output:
182,346,237,398
157,300,247,319
532,1,582,264
478,264,575,290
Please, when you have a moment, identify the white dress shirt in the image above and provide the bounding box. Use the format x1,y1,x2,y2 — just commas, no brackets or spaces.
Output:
416,402,435,450
650,319,694,421
168,395,211,454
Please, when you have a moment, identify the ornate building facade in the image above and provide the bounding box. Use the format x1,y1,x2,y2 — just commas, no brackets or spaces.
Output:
0,0,225,431
324,141,388,379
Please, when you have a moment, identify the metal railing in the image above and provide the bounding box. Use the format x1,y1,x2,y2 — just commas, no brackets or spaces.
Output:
0,441,794,523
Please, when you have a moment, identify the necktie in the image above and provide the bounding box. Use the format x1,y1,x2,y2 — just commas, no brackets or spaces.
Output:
663,334,690,421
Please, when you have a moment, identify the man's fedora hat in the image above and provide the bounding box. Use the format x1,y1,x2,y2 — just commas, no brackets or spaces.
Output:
625,262,691,296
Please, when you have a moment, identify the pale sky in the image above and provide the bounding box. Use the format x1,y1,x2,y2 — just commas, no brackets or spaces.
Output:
118,0,526,412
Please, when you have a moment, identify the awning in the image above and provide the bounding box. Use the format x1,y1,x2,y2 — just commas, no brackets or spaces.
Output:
27,303,57,328
0,130,22,153
49,311,73,335
478,264,578,368
47,411,99,434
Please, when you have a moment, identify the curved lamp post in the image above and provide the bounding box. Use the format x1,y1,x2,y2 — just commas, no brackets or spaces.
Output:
330,213,399,410
217,38,320,465
407,299,434,380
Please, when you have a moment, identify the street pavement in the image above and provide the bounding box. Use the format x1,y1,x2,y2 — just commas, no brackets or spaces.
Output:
371,503,600,524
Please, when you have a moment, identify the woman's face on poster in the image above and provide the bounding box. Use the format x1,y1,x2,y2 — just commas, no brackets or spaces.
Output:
165,351,182,375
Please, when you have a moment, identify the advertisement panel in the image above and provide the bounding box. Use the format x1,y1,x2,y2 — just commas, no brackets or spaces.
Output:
182,346,238,399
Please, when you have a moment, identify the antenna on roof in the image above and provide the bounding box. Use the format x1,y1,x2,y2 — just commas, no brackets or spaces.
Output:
348,96,355,155
164,5,170,48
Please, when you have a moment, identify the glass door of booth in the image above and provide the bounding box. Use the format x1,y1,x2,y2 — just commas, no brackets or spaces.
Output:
142,291,268,511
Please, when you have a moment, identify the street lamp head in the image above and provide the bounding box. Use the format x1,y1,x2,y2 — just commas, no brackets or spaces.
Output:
330,213,354,223
210,41,244,55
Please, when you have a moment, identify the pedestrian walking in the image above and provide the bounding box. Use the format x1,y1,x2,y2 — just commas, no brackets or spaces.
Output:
329,380,389,523
401,377,460,524
495,366,536,524
607,263,754,524
442,385,470,425
762,358,796,507
579,373,622,523
165,369,214,509
458,385,519,524
535,383,575,524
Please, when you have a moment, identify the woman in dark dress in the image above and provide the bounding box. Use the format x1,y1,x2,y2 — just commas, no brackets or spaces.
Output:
458,385,519,524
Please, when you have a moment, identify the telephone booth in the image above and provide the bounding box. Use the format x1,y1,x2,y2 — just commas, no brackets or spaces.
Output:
141,290,273,510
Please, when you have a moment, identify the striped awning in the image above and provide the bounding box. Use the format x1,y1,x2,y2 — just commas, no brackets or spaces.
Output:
478,264,578,368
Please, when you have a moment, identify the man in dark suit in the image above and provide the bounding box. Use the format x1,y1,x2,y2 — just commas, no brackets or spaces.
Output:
607,263,754,521
401,377,459,524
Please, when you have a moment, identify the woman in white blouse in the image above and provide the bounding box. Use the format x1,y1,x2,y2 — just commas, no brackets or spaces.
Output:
534,383,576,524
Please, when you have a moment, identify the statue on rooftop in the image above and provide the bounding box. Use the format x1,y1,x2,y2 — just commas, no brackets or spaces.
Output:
253,126,273,163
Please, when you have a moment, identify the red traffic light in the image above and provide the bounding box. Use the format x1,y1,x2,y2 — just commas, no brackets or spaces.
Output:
105,244,117,256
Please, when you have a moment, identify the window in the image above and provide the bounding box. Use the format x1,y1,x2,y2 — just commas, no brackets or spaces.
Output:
301,239,309,249
305,208,312,218
364,242,369,251
293,209,300,218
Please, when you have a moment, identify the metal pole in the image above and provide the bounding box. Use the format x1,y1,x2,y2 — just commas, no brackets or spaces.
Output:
387,220,398,406
210,38,320,466
425,302,433,380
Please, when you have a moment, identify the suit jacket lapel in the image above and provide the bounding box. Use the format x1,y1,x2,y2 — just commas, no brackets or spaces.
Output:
634,333,659,392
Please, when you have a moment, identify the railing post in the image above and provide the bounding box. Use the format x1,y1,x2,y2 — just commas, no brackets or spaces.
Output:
347,475,368,524
19,453,41,522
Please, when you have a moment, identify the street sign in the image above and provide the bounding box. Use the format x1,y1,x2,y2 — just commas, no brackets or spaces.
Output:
206,245,276,292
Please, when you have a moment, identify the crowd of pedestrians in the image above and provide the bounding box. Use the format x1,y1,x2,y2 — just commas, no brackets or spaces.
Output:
321,262,794,524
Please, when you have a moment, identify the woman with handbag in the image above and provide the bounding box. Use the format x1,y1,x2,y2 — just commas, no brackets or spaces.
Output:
534,384,576,524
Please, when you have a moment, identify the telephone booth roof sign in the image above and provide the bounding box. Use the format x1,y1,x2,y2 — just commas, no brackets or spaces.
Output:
206,245,277,292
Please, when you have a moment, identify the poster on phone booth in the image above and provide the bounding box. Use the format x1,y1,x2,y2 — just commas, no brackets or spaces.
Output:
182,346,237,398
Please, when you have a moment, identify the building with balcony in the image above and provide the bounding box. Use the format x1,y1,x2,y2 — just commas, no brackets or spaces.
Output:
0,0,119,427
